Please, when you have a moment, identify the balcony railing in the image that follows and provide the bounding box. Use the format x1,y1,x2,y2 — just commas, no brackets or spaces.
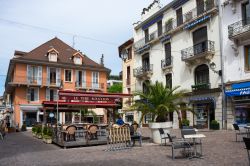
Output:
8,76,43,86
181,40,215,61
75,81,104,90
163,0,215,34
228,18,250,39
46,78,62,87
191,83,210,91
134,30,161,51
161,56,172,69
133,64,153,77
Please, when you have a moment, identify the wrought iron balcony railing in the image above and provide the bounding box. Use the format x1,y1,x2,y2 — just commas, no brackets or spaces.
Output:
134,30,161,51
161,56,173,69
181,40,215,61
191,83,210,91
133,64,153,77
228,18,250,39
75,81,104,90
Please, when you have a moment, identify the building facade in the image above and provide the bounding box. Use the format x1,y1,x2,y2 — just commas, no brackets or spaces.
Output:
221,0,250,129
4,37,110,129
132,0,223,129
118,39,140,124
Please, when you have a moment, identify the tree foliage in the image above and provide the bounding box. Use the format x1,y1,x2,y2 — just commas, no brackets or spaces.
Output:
108,83,122,93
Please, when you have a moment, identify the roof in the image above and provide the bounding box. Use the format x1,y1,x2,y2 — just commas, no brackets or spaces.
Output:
13,37,110,71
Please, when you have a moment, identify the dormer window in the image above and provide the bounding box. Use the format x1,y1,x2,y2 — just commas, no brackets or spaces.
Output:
74,56,82,65
47,48,59,62
72,51,84,65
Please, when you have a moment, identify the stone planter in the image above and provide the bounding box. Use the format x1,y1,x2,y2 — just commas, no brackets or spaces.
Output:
37,134,42,139
148,122,173,144
46,138,52,144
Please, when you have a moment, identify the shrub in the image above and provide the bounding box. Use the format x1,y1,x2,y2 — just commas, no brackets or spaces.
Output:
36,126,42,134
181,119,190,127
210,120,220,130
32,126,37,133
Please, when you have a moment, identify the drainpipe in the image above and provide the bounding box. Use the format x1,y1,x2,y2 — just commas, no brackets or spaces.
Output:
217,0,226,129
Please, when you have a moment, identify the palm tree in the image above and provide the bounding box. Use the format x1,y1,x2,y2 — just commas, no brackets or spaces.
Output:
130,81,192,128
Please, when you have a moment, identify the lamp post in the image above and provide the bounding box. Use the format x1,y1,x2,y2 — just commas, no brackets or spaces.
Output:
209,62,225,129
57,89,59,125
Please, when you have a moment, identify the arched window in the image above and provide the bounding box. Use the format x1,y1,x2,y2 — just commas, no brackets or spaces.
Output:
194,64,209,85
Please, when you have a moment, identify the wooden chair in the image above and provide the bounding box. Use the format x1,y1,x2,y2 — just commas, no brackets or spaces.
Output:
65,125,77,141
87,124,98,140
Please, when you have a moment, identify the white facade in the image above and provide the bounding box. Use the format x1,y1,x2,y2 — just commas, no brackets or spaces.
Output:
133,0,223,129
220,0,250,129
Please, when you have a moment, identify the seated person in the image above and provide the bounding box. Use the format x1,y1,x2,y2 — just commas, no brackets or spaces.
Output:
116,116,124,126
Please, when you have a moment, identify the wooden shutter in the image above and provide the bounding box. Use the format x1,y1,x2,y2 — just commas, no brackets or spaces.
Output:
82,71,86,88
37,66,42,85
53,89,58,101
34,88,39,101
47,67,50,86
46,88,50,101
27,65,32,84
27,88,31,102
56,68,61,87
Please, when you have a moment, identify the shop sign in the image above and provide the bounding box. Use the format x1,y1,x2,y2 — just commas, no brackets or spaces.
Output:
183,15,211,30
59,96,115,102
225,88,250,97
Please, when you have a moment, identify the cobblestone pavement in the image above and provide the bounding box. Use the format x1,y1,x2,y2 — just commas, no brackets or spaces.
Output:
0,129,248,166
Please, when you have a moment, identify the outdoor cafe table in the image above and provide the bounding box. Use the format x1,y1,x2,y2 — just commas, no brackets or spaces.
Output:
184,134,206,158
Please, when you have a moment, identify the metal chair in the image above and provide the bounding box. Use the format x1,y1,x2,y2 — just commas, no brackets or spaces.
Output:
130,125,142,146
158,128,169,146
243,137,250,165
233,124,248,142
181,129,202,155
167,133,192,159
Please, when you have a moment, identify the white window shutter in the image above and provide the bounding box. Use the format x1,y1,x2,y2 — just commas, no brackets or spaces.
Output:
27,88,31,102
47,67,50,86
46,88,50,101
37,66,42,85
56,68,61,87
27,65,32,84
82,71,86,88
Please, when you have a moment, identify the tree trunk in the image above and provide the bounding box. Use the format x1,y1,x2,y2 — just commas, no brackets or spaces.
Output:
177,111,182,129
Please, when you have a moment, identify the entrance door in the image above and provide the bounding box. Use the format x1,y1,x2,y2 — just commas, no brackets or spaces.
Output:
24,112,37,127
195,102,214,129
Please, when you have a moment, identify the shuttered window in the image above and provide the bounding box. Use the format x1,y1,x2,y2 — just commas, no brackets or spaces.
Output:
27,88,39,102
245,46,250,71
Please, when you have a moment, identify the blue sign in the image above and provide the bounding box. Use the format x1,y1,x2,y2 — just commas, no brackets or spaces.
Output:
225,88,250,97
183,15,211,30
232,82,250,89
142,15,163,30
49,112,54,118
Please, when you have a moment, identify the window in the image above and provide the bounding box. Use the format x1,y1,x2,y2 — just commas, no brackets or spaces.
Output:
127,66,131,85
127,47,132,60
74,57,82,65
65,69,72,82
49,68,57,84
142,53,150,71
49,53,57,62
27,88,39,102
196,0,204,15
92,72,99,89
242,2,250,25
193,27,208,54
144,29,149,43
157,20,162,36
143,80,150,94
245,45,250,71
176,8,183,26
27,65,38,83
165,74,172,89
163,43,172,67
195,64,209,84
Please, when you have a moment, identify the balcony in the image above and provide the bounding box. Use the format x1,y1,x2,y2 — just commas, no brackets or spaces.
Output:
75,81,87,89
133,65,153,79
161,56,173,70
8,76,43,86
181,40,215,65
162,0,216,36
134,30,160,54
228,18,250,43
191,83,210,91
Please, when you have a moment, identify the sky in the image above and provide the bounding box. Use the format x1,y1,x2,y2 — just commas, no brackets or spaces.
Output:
0,0,170,95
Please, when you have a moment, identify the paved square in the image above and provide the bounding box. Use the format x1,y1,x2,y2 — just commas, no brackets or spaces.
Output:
0,129,248,166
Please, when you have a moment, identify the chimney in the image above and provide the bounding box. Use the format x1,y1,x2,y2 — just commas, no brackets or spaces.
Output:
100,54,104,66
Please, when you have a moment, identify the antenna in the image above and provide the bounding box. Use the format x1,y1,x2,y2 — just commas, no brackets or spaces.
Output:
72,35,76,48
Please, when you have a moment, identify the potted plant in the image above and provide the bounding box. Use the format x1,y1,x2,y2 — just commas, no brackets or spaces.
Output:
181,119,190,128
36,126,42,139
32,126,37,137
130,81,191,144
210,120,220,130
43,127,53,144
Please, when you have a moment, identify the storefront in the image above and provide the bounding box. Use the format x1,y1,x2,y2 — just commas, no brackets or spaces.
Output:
225,81,250,125
189,97,215,129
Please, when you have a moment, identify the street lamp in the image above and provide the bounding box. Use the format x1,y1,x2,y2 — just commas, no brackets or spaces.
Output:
209,62,222,76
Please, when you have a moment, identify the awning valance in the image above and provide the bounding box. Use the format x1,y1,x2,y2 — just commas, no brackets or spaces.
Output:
225,88,250,97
